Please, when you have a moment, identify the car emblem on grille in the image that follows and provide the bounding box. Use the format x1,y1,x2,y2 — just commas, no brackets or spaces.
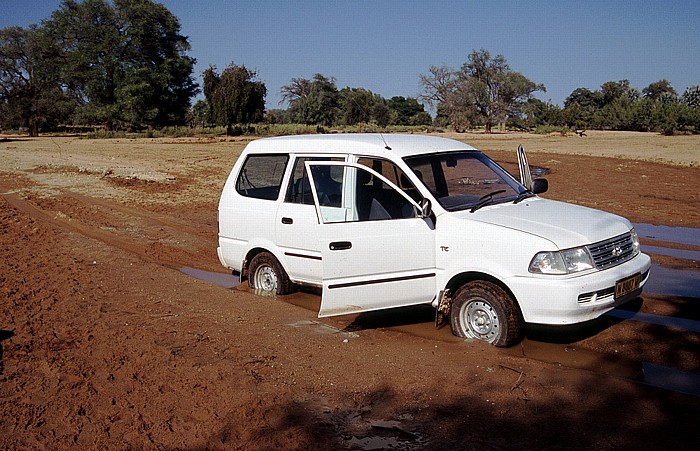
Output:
611,246,623,257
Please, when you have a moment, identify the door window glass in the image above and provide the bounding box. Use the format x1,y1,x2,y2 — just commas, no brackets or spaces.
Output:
285,157,343,204
309,163,417,224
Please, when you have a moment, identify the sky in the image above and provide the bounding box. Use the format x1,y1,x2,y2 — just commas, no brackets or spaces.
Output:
2,0,699,111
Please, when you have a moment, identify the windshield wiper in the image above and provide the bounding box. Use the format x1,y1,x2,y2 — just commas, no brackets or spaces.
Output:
513,190,535,204
469,190,506,213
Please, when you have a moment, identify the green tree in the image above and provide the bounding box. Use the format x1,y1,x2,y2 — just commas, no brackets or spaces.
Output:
564,87,603,109
524,98,562,128
281,73,339,126
387,96,431,126
372,94,392,127
203,63,266,134
600,79,639,104
642,79,677,101
0,26,74,135
339,87,374,125
189,99,208,127
44,0,197,129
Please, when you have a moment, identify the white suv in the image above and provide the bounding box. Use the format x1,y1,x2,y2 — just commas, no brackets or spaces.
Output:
218,134,650,346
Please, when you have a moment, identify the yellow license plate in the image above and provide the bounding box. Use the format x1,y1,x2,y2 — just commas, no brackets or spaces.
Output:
615,274,641,299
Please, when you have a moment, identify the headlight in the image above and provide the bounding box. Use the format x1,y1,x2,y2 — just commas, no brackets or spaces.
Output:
630,228,640,254
529,246,594,275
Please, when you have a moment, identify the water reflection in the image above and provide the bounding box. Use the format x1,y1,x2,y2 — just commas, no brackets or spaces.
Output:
642,363,700,398
641,245,700,262
606,308,700,333
180,267,240,288
635,223,700,246
644,264,700,298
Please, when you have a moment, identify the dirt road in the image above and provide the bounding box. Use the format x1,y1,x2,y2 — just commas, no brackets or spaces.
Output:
1,132,699,449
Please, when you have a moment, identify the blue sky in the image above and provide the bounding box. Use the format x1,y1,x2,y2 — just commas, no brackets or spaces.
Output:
2,0,699,110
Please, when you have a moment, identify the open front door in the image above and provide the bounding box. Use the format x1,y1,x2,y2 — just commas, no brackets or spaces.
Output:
517,144,533,191
305,162,437,317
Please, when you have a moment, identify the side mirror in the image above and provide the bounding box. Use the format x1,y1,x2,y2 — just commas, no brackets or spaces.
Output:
532,178,548,194
419,198,432,218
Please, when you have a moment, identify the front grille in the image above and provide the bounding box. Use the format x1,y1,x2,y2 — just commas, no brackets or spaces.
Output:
587,232,637,270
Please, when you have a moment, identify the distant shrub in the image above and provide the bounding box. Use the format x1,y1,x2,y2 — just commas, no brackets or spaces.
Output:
76,122,445,139
532,125,573,135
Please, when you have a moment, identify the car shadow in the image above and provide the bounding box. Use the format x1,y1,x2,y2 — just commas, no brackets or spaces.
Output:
343,297,645,345
344,305,436,332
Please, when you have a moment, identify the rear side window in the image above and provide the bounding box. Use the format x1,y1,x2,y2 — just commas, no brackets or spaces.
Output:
236,154,289,200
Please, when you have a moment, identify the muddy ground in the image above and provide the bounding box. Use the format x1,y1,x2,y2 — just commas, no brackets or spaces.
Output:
1,131,699,449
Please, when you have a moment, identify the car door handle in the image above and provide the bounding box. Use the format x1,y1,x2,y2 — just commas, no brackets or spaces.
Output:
281,217,293,225
329,241,352,251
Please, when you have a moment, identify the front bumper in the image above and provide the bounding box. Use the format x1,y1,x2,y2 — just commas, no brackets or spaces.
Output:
507,252,652,325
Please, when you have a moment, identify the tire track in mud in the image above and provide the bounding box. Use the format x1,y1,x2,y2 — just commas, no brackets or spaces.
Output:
62,191,215,236
0,186,219,273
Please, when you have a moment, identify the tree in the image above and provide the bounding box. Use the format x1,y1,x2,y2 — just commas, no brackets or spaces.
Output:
642,79,677,101
339,87,374,125
44,0,197,129
372,94,392,127
524,98,562,128
682,85,700,108
189,99,208,127
281,73,339,126
419,65,472,130
0,26,73,135
601,79,639,104
387,96,432,126
203,63,266,134
564,87,603,109
420,50,543,132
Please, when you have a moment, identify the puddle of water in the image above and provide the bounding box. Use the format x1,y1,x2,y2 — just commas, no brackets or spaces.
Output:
504,339,643,379
644,264,700,298
642,362,700,398
180,267,240,289
346,420,425,450
634,223,700,247
641,245,700,262
508,339,700,398
606,308,700,333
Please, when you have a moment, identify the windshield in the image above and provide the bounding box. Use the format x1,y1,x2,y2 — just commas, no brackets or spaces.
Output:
403,151,527,211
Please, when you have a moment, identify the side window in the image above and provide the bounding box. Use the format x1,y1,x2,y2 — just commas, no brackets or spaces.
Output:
236,154,289,200
357,158,422,202
309,163,417,224
285,156,342,204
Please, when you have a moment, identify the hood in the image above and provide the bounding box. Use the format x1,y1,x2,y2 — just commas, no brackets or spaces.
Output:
455,197,632,249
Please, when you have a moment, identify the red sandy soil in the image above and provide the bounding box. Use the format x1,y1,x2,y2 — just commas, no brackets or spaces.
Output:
1,133,699,449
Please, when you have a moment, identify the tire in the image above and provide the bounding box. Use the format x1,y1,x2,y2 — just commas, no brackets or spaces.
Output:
450,280,523,347
248,252,294,295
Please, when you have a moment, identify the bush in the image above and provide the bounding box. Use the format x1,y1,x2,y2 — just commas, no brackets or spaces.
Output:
532,125,573,135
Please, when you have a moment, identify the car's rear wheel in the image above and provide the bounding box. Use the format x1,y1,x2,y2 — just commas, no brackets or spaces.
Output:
450,280,523,347
248,252,293,295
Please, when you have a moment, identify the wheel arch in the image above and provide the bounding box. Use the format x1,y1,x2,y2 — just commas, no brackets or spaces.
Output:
444,271,521,315
241,247,283,282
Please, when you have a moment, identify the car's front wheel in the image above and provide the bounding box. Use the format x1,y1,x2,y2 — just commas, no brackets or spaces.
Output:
450,280,523,347
248,252,293,295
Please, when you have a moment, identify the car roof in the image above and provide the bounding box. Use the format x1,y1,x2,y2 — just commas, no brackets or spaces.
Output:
243,133,478,158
